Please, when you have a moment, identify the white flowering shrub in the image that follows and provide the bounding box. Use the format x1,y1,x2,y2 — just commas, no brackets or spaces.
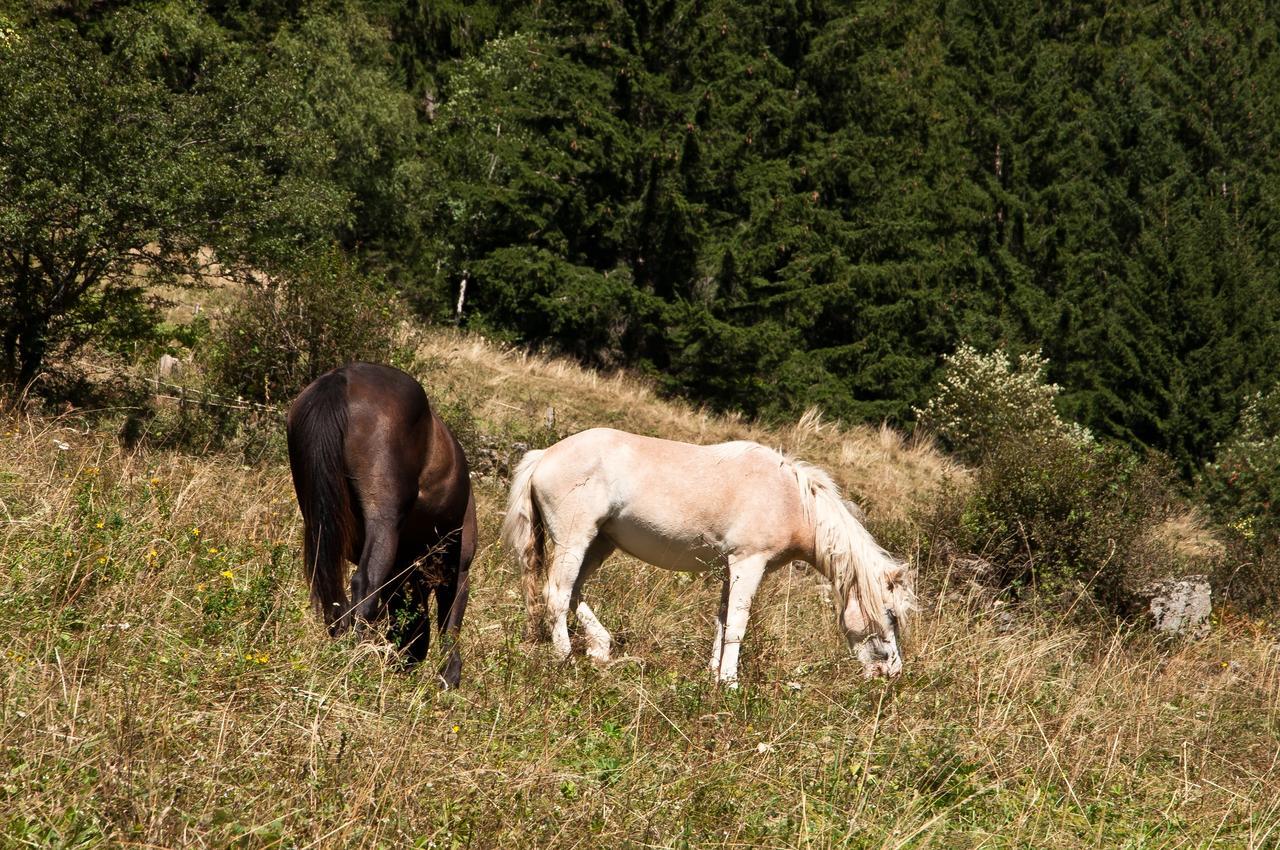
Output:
1202,389,1280,533
919,344,1168,605
915,344,1088,464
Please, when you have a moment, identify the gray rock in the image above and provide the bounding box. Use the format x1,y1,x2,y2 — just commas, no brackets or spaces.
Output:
157,353,183,380
1138,575,1211,638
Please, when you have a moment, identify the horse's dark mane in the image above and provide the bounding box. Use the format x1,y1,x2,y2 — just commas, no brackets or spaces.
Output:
287,370,353,627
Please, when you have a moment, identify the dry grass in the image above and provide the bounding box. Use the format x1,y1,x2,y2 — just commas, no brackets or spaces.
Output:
3,346,1279,846
411,327,959,527
1141,511,1229,568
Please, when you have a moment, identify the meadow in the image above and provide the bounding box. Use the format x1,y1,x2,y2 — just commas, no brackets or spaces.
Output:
2,330,1279,848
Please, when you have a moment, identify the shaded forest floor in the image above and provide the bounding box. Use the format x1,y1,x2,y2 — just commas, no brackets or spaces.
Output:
2,328,1279,847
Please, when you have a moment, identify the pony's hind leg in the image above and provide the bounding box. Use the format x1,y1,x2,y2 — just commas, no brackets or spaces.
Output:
571,536,615,665
545,532,611,660
545,539,589,659
349,515,402,632
713,554,768,686
434,569,469,688
435,498,476,689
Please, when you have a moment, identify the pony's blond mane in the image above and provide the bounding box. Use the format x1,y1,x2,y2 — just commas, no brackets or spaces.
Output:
788,459,914,636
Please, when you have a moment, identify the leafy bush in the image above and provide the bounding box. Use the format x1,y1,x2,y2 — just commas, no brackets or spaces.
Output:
915,345,1089,464
960,438,1171,602
1198,386,1280,614
1199,387,1280,545
207,247,405,406
921,344,1172,606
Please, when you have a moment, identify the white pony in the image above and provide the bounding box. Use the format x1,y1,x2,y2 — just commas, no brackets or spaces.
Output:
501,428,912,683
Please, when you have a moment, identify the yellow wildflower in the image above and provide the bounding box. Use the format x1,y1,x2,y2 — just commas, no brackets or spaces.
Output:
207,547,219,555
192,528,200,537
196,582,206,592
220,569,234,579
95,521,104,529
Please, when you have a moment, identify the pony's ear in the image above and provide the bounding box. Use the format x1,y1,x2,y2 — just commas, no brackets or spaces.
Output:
883,565,905,587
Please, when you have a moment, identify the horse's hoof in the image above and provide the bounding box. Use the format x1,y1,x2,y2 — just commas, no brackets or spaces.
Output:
438,659,462,689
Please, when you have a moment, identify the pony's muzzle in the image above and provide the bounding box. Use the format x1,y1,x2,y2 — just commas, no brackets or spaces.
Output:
857,639,903,679
854,610,903,679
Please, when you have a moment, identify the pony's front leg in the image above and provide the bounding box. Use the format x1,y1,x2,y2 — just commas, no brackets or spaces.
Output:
708,573,730,676
714,555,768,686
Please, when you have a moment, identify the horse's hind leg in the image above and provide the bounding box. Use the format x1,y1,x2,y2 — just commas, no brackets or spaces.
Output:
434,564,470,687
349,515,402,632
546,544,584,659
435,514,476,686
435,493,477,689
708,573,731,675
545,531,603,660
348,454,419,633
571,536,615,665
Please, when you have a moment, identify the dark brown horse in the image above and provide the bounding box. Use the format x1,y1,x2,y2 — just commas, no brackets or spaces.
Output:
286,362,476,687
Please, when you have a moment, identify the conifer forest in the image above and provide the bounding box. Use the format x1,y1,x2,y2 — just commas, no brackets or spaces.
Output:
6,0,1280,471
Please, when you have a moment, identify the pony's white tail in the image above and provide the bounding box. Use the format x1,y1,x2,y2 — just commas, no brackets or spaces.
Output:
501,449,549,641
793,462,914,637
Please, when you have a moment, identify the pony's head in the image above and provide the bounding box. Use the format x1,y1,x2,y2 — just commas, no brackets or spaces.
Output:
796,462,913,679
839,558,910,679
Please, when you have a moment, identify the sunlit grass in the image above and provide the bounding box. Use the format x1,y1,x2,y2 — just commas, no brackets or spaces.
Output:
2,399,1278,847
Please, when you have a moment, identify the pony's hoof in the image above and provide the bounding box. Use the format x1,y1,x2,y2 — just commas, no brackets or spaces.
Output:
438,658,462,690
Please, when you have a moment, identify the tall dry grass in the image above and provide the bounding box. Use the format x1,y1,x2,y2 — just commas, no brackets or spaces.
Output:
411,328,959,528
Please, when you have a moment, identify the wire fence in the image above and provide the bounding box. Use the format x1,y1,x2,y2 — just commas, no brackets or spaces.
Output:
143,375,285,416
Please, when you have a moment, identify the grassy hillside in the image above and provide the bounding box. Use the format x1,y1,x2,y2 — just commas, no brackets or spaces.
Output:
2,330,1279,847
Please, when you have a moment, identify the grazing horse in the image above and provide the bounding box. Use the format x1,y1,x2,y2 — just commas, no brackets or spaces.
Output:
501,428,912,684
286,362,476,687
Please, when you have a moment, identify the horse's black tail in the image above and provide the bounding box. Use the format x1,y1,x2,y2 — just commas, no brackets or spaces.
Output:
286,371,353,632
